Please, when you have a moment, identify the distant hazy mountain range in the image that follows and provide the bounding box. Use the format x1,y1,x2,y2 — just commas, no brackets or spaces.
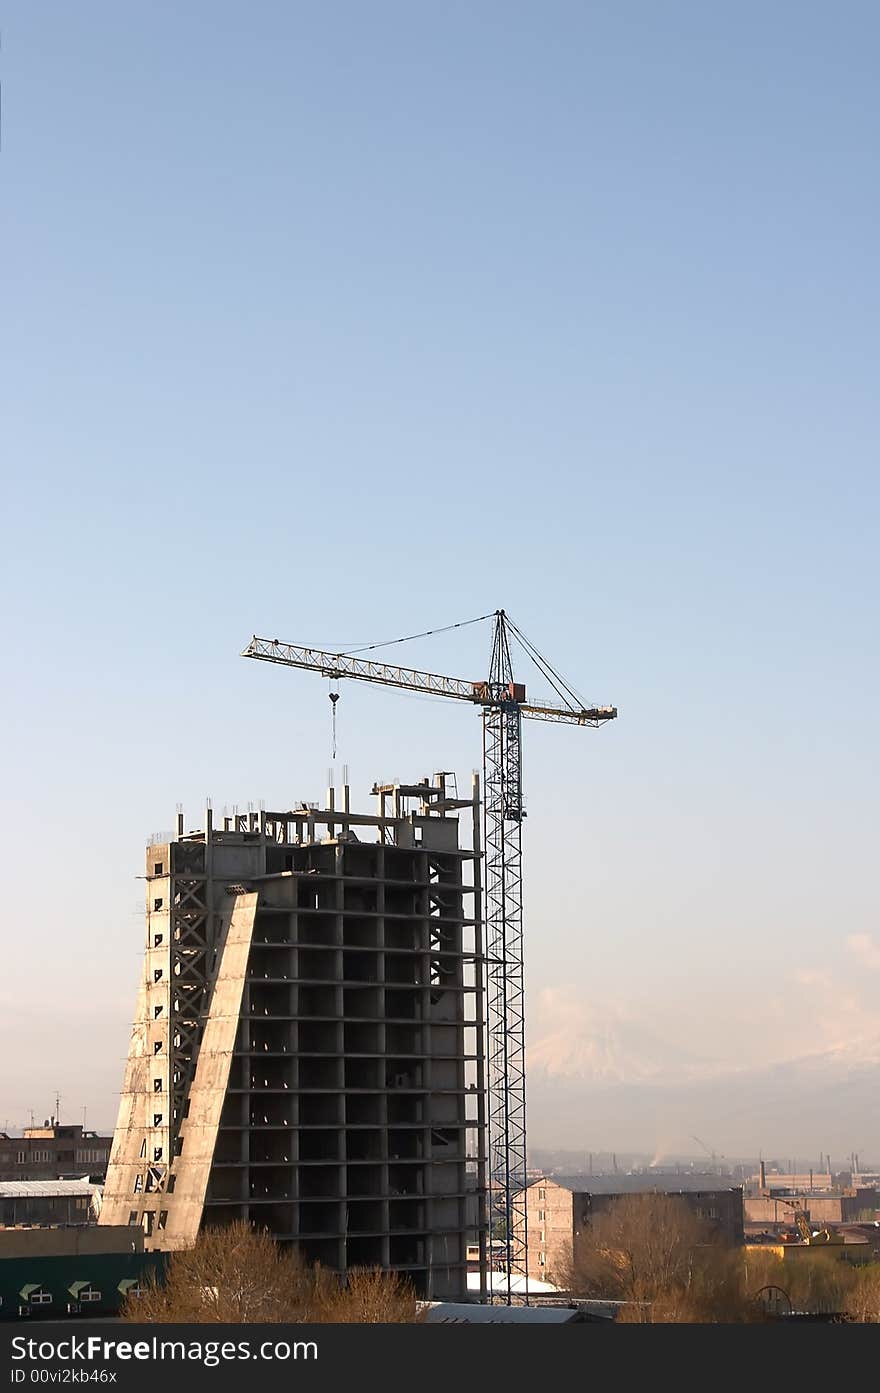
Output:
526,1021,880,1157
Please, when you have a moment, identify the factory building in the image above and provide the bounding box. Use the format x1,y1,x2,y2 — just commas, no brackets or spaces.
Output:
744,1190,880,1227
99,775,485,1299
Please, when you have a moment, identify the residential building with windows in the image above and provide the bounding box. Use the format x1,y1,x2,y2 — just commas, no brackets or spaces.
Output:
519,1177,744,1283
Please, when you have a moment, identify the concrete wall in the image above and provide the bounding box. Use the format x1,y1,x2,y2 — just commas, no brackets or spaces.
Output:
161,893,258,1249
0,1227,142,1259
97,974,152,1230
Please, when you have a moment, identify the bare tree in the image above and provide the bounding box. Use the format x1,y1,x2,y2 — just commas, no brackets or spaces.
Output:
836,1262,880,1322
121,1222,420,1323
312,1266,421,1323
744,1243,865,1319
122,1222,315,1322
788,1254,857,1317
566,1196,872,1323
568,1193,756,1322
570,1194,709,1300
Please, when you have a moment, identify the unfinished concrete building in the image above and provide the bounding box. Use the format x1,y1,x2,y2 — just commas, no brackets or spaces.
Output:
99,775,485,1299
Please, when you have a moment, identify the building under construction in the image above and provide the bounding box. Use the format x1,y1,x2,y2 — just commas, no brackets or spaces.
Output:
99,775,485,1299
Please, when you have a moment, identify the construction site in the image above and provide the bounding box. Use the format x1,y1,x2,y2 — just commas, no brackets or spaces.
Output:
99,612,617,1302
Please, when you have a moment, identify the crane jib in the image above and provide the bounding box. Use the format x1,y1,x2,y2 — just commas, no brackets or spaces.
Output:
242,637,617,723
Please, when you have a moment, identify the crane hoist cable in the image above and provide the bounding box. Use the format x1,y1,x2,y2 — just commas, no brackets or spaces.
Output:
329,684,340,760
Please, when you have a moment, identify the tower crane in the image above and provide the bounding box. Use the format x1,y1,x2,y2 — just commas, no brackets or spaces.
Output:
241,609,617,1302
691,1135,724,1164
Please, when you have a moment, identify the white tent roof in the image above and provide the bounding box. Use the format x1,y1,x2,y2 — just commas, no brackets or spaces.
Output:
0,1179,100,1198
466,1271,561,1295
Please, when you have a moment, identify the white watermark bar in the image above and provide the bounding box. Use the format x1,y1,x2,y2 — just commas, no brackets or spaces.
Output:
8,1333,316,1371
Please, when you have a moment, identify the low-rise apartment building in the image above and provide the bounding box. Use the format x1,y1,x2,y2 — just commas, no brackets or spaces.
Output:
0,1125,112,1182
522,1177,744,1284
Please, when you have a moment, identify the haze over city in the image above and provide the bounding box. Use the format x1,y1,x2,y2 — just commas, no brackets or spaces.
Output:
2,0,879,1163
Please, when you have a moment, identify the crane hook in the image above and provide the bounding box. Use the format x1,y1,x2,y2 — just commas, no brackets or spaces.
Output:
329,686,340,759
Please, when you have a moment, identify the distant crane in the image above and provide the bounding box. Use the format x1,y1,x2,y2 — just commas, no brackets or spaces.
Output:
691,1134,724,1164
242,610,617,1302
776,1197,839,1247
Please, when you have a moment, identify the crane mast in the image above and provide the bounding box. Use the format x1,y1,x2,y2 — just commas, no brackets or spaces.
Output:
242,610,616,1302
482,614,528,1294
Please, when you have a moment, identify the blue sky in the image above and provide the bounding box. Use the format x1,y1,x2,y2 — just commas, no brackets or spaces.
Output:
2,2,878,1148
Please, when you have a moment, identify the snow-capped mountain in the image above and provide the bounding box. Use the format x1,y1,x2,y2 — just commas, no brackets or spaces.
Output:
526,1018,880,1155
528,1010,720,1085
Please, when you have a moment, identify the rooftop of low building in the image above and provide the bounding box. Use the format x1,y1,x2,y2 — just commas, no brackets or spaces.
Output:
0,1179,101,1198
